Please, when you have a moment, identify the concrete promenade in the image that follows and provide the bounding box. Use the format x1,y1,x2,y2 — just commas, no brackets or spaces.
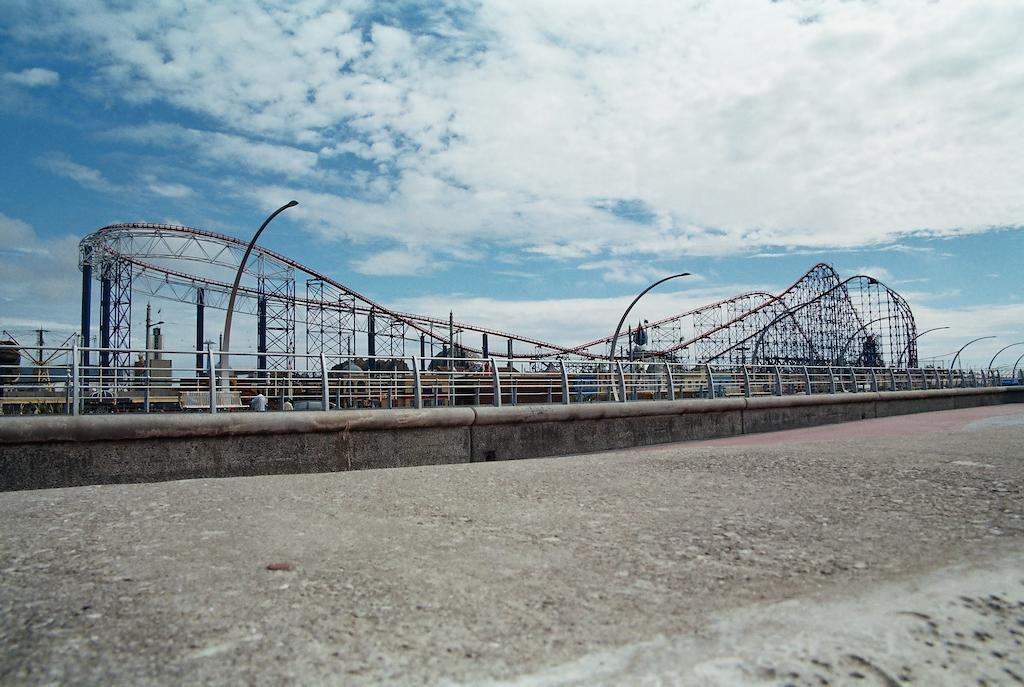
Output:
1,404,1022,685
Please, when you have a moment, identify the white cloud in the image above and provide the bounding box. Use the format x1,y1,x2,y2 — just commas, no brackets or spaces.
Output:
3,67,59,87
352,249,433,276
0,214,82,332
112,123,319,179
142,174,194,198
852,265,894,283
35,154,119,192
905,301,1024,369
391,281,753,349
12,1,1024,263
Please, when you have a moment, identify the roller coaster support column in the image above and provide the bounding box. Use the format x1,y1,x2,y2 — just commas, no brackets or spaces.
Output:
80,247,92,369
368,308,376,360
100,269,111,369
195,288,205,375
220,200,298,387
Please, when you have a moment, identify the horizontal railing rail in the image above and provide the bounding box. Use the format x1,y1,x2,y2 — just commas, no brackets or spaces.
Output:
1,344,1021,417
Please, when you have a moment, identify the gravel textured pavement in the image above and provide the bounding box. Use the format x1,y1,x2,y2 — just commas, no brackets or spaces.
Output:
1,404,1022,685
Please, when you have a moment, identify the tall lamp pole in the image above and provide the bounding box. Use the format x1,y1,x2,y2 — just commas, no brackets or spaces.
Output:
896,326,949,367
988,342,1024,372
608,272,691,360
220,200,299,378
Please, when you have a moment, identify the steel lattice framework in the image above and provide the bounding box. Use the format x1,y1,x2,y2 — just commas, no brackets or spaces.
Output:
79,225,919,367
78,223,591,366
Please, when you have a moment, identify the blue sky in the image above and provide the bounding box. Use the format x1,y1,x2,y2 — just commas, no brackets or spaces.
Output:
1,0,1022,368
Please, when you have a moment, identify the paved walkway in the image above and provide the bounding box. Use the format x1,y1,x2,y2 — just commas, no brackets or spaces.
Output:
1,405,1022,685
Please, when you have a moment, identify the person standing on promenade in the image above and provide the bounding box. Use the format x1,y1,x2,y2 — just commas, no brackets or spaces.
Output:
250,392,268,412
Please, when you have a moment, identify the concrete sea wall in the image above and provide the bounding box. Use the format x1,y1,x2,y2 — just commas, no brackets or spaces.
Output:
1,386,1020,491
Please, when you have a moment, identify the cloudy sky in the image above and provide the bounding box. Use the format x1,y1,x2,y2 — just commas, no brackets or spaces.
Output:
1,0,1022,367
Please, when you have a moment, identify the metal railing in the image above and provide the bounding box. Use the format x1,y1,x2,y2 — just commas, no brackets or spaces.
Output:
1,344,1020,416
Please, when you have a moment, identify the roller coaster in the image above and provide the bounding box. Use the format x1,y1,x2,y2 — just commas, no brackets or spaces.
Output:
76,222,920,370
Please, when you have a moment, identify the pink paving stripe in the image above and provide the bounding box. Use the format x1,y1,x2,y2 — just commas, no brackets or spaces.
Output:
684,404,1024,448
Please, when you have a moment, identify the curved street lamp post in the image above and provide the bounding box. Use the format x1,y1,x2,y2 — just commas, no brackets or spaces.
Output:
1011,351,1024,380
987,341,1024,373
607,272,690,402
946,335,996,387
219,201,299,386
896,326,949,367
949,335,996,370
608,273,691,361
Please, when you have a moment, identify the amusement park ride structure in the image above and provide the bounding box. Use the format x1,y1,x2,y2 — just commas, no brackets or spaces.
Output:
76,222,920,370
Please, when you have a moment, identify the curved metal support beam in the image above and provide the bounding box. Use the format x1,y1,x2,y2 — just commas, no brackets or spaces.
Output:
949,335,995,370
608,273,691,361
1010,351,1024,378
220,201,298,369
987,341,1024,371
896,326,949,367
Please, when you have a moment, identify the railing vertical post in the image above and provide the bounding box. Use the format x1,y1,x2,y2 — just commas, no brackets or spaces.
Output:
888,368,897,391
143,364,151,413
848,366,857,392
71,343,81,417
320,353,330,411
665,362,676,401
980,369,987,387
706,363,717,399
946,367,954,388
802,366,812,395
933,367,942,389
869,367,878,392
490,357,501,408
207,349,217,414
970,370,978,387
559,360,570,405
742,365,751,398
828,366,836,394
411,356,423,409
772,365,782,396
511,378,518,406
616,362,627,402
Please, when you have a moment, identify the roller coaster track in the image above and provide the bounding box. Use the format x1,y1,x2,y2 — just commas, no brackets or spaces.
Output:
80,226,918,367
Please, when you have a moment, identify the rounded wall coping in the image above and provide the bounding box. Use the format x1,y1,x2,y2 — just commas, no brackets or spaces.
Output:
0,386,1017,445
470,397,746,426
0,407,477,445
744,392,881,410
878,387,1010,402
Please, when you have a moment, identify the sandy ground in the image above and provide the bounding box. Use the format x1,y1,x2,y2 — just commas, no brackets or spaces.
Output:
1,404,1022,685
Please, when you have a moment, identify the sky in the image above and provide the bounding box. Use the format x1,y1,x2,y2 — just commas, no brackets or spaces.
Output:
0,0,1022,368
